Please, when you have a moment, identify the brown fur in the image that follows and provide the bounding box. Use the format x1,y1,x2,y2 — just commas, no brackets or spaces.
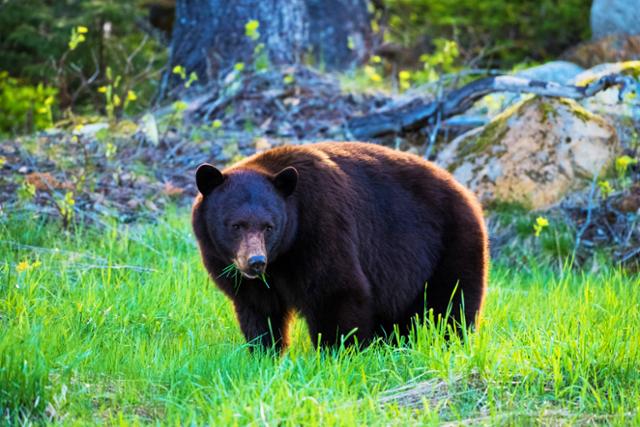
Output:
192,142,488,350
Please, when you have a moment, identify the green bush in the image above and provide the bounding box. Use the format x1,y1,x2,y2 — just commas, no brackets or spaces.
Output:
0,72,57,135
0,0,166,121
383,0,592,67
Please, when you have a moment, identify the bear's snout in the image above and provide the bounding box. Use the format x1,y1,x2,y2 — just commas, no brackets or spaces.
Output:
247,255,266,275
235,232,268,278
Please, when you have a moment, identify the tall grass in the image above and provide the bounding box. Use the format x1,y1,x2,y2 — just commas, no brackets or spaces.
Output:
1,208,639,425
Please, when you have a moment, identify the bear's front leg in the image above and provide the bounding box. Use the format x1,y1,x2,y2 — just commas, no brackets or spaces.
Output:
234,300,291,352
306,290,374,348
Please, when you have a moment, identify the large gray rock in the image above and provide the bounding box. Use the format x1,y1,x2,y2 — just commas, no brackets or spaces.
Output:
437,97,620,209
591,0,640,40
516,61,585,85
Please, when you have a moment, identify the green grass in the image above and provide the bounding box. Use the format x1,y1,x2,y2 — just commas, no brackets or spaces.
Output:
1,208,639,425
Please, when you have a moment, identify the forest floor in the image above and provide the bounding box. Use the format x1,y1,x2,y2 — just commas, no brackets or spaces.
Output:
2,67,638,269
2,208,639,425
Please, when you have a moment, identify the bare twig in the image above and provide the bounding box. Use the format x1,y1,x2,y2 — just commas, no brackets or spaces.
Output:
70,52,101,104
619,247,640,264
424,85,443,160
572,172,600,260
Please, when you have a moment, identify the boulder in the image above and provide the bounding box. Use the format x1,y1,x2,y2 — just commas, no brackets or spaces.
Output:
591,0,640,40
437,97,620,209
516,61,585,84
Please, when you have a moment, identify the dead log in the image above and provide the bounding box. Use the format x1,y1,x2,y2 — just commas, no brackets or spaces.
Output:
347,74,639,140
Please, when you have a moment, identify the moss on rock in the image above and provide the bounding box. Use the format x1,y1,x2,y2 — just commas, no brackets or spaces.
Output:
436,96,619,209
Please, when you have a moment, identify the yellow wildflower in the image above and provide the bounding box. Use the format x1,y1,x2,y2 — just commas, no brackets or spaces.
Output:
615,155,637,175
173,100,188,112
598,180,613,197
533,216,549,237
245,20,260,40
283,74,295,85
16,261,30,273
364,65,382,83
172,65,186,79
399,70,411,90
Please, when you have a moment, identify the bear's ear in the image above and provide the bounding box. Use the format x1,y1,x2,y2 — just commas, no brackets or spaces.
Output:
195,163,225,196
273,166,298,197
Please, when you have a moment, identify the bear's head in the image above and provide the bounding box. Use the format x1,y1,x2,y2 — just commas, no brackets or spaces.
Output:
195,163,298,278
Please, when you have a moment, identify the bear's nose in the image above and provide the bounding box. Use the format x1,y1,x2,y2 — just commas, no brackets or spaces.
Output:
248,255,266,274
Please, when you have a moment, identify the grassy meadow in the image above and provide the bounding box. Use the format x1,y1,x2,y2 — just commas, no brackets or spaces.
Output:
1,208,639,425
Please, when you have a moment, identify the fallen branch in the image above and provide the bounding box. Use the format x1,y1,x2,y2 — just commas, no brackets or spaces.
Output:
347,73,639,140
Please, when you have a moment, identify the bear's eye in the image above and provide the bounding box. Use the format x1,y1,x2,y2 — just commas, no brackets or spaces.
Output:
231,224,242,231
264,225,273,232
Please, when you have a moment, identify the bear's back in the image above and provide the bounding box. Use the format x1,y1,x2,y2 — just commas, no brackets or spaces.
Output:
235,141,455,193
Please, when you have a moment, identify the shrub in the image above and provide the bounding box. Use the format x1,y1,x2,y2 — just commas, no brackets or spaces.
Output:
0,0,166,119
382,0,592,67
0,72,57,136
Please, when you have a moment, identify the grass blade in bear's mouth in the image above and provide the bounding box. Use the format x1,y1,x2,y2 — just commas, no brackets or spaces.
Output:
219,263,237,278
260,273,270,289
219,263,243,293
220,263,270,289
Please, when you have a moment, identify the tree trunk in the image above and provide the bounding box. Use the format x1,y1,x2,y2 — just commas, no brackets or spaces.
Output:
165,0,373,90
167,0,306,84
305,0,374,70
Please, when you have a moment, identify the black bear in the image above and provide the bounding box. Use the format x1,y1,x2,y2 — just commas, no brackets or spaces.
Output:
192,142,488,350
